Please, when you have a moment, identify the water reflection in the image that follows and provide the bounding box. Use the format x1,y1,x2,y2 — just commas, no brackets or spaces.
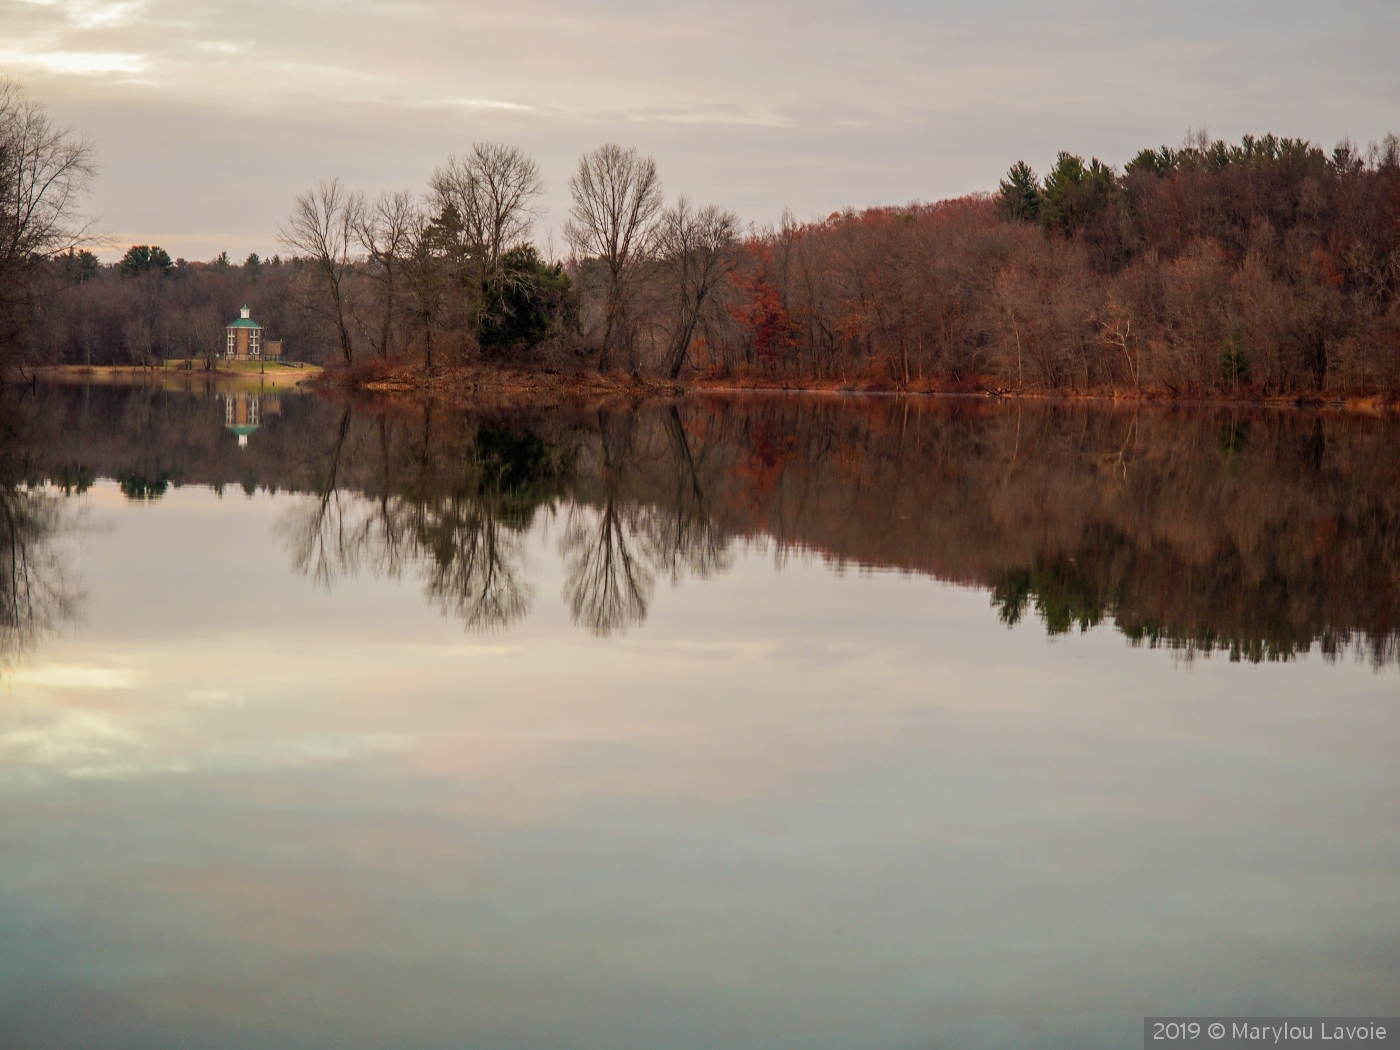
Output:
4,382,1399,1049
277,406,565,631
273,401,727,635
220,390,281,448
561,411,653,635
0,485,77,667
20,381,1400,663
0,397,82,668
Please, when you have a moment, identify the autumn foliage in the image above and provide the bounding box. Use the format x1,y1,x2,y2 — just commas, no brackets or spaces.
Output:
689,133,1400,397
23,129,1400,399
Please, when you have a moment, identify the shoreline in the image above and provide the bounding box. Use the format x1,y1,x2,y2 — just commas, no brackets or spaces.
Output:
682,373,1400,411
345,363,1400,413
353,364,684,408
687,383,1397,412
30,363,324,391
29,362,1400,412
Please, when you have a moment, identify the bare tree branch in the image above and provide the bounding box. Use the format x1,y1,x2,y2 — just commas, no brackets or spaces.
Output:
564,144,663,372
279,178,362,365
654,195,739,379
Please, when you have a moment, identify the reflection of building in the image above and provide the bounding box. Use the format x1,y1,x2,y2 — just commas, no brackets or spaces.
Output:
222,392,281,448
224,307,283,361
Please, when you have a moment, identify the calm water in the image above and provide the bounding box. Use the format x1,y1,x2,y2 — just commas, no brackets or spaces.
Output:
1,383,1397,1050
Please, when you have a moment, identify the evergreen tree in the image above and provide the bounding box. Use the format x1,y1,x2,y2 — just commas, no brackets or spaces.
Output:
476,245,575,357
117,245,173,277
60,249,99,283
1040,153,1119,238
998,161,1042,222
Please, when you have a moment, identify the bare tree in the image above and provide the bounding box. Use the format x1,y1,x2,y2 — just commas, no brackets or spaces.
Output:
565,144,664,372
279,178,361,365
175,304,224,372
654,196,739,378
354,189,417,358
0,78,97,341
1097,302,1140,392
0,79,97,267
428,142,543,282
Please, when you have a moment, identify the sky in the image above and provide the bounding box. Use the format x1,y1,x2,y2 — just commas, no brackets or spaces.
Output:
3,0,1398,261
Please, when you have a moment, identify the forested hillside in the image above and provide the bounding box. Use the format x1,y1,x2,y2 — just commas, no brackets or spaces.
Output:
725,134,1400,396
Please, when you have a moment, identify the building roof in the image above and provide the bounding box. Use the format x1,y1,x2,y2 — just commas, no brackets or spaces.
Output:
228,306,262,329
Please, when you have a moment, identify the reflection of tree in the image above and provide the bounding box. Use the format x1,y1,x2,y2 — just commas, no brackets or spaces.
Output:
563,502,651,636
25,382,1400,658
560,406,736,635
0,483,79,669
992,561,1105,635
0,395,83,667
279,410,554,633
642,405,732,582
279,406,360,589
405,419,551,632
561,411,653,636
281,402,738,637
416,495,531,631
116,470,171,500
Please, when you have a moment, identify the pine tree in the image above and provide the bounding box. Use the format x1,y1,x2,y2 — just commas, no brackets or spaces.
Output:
998,161,1042,222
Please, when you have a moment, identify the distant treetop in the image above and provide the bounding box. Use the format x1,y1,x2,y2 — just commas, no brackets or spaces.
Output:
118,245,173,277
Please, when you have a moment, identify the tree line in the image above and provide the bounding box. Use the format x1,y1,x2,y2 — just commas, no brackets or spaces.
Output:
6,75,1400,396
718,131,1400,395
270,140,739,380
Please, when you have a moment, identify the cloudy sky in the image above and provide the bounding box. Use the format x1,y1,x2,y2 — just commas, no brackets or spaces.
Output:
4,0,1397,261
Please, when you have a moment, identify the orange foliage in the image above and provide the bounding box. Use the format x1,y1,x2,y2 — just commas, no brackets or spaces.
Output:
727,244,798,365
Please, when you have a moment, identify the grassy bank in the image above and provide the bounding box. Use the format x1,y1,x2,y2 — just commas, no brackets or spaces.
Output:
34,361,323,391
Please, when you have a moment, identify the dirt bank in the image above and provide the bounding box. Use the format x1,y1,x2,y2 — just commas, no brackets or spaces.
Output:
342,363,684,408
687,375,1400,410
343,362,1400,413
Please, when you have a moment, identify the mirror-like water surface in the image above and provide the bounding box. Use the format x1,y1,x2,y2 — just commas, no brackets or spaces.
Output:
1,383,1397,1049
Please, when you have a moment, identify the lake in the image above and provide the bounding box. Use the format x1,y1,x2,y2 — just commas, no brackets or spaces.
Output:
1,382,1397,1049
